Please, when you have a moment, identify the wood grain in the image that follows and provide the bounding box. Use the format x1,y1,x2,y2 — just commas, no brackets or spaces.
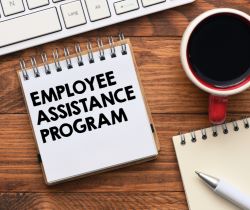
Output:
2,38,250,114
0,113,242,193
0,192,187,210
0,0,249,209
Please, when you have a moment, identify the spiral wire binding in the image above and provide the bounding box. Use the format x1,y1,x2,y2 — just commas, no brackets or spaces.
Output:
222,123,228,134
179,132,186,145
97,38,105,61
179,117,250,145
212,126,218,137
52,48,62,72
119,32,127,55
41,52,51,74
87,41,94,63
108,36,116,58
20,58,29,80
19,34,128,80
31,56,40,78
243,117,249,128
64,47,73,69
232,120,239,131
75,43,83,66
201,129,207,140
190,131,196,142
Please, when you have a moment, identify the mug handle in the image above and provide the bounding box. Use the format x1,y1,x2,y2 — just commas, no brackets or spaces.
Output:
209,95,228,124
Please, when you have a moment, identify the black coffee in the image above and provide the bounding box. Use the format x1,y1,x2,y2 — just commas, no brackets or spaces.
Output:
188,13,250,87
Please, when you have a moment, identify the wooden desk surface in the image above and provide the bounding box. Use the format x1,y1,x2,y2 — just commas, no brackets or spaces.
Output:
0,1,249,209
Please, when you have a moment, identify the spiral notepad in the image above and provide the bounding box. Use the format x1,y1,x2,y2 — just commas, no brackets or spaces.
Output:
173,119,250,210
18,34,159,185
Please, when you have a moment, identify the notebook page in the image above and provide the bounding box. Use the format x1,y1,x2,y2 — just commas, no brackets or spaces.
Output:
18,44,158,184
173,119,250,210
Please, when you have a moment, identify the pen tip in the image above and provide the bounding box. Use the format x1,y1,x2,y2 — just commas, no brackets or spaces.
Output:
195,170,200,175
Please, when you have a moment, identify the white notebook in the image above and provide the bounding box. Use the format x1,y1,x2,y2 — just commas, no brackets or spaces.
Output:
173,118,250,210
18,37,159,185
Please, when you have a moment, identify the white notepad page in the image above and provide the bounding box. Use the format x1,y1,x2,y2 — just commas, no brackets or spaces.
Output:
173,119,250,210
19,44,158,184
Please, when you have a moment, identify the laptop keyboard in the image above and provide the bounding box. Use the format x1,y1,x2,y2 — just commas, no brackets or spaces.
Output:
0,0,195,55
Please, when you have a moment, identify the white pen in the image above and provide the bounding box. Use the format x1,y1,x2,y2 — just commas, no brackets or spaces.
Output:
195,171,250,210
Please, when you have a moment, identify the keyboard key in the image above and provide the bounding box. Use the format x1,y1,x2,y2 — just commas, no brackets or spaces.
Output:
84,0,110,21
114,0,139,15
141,0,166,7
1,0,25,16
0,7,61,47
61,1,86,29
26,0,49,9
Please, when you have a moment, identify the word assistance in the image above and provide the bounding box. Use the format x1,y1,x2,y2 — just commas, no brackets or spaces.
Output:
29,71,137,143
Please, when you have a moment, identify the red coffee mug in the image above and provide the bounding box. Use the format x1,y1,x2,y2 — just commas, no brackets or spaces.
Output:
180,8,250,124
